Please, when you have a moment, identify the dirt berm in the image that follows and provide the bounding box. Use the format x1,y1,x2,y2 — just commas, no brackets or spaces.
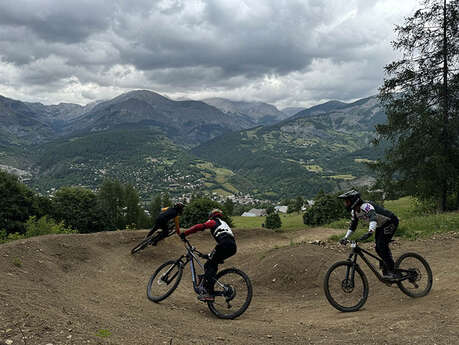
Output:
1,228,458,345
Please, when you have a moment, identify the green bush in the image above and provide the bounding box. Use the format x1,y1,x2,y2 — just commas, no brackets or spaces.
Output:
303,192,348,226
51,186,109,233
265,213,282,229
0,171,49,235
24,216,75,237
0,216,74,243
181,198,233,228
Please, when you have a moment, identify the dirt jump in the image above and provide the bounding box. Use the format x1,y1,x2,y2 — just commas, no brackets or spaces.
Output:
1,227,458,345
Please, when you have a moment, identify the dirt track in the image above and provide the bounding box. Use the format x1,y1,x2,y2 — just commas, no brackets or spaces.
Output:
1,228,458,345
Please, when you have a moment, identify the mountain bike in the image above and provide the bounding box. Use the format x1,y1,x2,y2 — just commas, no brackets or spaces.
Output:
131,225,176,255
324,240,433,312
146,237,252,319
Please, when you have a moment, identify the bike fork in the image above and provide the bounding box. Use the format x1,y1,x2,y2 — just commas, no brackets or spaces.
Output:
346,254,358,284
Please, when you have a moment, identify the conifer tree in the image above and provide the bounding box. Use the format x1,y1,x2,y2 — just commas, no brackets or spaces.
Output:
376,0,459,211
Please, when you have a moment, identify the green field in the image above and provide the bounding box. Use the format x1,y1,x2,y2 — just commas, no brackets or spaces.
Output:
328,197,459,241
233,196,459,242
233,213,305,231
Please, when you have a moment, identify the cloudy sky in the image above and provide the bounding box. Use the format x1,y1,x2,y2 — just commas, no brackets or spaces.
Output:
0,0,418,109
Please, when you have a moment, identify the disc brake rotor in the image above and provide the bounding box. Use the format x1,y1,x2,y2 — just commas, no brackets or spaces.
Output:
341,279,354,293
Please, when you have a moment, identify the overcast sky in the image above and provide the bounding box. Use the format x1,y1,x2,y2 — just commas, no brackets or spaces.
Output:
0,0,418,109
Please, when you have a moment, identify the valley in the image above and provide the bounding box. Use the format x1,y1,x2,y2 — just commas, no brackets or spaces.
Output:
0,90,386,200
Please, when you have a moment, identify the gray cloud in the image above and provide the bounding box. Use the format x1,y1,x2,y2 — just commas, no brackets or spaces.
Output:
0,0,417,107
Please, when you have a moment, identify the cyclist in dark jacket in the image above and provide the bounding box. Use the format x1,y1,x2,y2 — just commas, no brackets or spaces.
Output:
180,208,237,302
147,202,184,245
338,190,399,279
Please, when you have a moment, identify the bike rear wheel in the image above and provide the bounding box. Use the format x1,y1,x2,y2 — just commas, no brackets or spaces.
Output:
324,261,369,312
395,252,432,298
147,260,183,302
207,268,252,319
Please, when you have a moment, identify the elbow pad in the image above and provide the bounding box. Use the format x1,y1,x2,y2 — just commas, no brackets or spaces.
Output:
369,221,377,232
344,229,353,239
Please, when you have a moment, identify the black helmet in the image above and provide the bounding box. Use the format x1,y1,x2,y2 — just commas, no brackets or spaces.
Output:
174,202,185,213
338,190,362,211
209,208,223,218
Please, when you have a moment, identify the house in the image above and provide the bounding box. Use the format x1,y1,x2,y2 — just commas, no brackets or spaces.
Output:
274,205,288,214
248,208,267,216
241,208,267,217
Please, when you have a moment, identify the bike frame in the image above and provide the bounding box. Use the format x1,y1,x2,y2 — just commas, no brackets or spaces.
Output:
347,242,417,284
346,242,390,284
168,240,226,295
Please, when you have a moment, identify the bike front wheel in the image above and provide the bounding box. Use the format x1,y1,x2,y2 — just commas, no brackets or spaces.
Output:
131,237,151,255
131,232,159,255
207,268,252,319
147,260,183,302
395,252,432,298
324,261,369,312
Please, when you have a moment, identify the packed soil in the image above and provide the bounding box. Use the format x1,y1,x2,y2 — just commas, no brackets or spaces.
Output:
1,227,458,345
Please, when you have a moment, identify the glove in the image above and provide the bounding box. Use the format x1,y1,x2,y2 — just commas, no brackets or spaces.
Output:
339,237,348,245
179,232,186,240
358,232,372,242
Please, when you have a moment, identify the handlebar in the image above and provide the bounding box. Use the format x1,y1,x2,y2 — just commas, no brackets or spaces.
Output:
340,239,359,246
180,236,209,259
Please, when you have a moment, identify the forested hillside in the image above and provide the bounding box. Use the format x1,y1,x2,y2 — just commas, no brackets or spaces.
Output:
0,91,387,200
193,96,385,199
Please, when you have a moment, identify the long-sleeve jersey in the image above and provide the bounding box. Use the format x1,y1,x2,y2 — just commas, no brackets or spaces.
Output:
157,207,180,233
183,217,234,242
349,202,397,233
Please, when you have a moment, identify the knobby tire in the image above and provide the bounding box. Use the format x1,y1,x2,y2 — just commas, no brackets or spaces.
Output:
395,252,433,298
324,261,369,312
147,260,183,302
207,268,252,319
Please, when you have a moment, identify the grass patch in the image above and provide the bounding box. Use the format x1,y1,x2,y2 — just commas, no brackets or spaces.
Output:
327,196,459,242
329,174,355,180
12,257,23,267
397,212,459,239
305,165,323,172
354,158,376,164
233,216,264,229
96,329,112,338
233,213,305,231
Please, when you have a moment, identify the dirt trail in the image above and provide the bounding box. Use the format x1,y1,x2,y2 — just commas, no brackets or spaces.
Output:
1,227,458,345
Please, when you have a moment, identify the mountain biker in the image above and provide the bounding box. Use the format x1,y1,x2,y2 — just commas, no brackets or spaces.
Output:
146,202,185,245
180,208,237,302
338,190,400,279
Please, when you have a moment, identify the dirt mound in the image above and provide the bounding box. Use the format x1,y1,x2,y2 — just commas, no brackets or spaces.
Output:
249,243,341,293
1,229,458,345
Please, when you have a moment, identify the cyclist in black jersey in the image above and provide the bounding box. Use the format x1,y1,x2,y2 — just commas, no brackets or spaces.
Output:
338,190,400,279
146,202,184,245
180,208,237,301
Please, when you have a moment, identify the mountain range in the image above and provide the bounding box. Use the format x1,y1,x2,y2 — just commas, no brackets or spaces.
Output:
0,90,385,200
202,97,290,125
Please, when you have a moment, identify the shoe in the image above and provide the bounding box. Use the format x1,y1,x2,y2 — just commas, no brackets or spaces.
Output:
197,285,214,302
197,293,215,302
383,271,401,280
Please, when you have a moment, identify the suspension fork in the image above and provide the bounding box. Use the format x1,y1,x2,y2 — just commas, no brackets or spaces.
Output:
345,252,359,283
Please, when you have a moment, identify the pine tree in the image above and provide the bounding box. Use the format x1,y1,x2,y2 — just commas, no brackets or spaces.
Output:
98,179,126,229
149,195,162,222
223,198,235,216
265,213,282,229
125,184,141,228
376,0,459,211
162,192,172,208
